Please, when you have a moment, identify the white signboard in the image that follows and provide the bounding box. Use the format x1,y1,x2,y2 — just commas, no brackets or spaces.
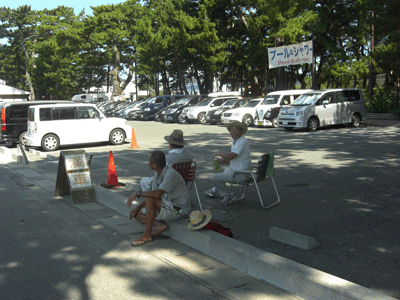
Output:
68,171,92,189
268,41,313,69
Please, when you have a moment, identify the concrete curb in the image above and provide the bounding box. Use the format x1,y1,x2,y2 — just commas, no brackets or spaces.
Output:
93,184,397,300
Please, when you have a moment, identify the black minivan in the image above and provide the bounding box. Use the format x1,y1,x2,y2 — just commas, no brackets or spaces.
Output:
0,100,70,145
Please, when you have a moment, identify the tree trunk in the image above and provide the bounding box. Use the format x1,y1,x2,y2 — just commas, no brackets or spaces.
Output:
110,44,122,96
120,52,139,92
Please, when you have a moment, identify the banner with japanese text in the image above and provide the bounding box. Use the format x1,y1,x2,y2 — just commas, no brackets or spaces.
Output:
268,41,313,69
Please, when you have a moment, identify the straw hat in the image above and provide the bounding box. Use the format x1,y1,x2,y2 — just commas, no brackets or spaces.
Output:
164,129,188,145
226,121,248,134
186,209,212,230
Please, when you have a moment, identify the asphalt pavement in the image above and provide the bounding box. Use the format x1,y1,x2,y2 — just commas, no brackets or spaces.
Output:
1,115,399,299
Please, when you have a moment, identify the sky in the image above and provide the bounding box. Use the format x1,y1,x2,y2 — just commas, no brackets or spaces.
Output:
3,0,125,16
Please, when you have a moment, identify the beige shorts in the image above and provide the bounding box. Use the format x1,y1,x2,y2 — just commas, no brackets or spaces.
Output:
141,198,182,222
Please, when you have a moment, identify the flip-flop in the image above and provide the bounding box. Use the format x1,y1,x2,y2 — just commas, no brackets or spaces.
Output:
151,234,170,240
131,237,154,247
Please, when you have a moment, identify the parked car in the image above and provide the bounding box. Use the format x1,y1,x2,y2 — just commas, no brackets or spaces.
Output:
221,98,263,126
163,95,208,123
0,100,70,145
205,99,249,124
254,89,313,128
182,95,242,124
25,103,132,151
136,95,185,121
277,88,367,131
72,93,110,103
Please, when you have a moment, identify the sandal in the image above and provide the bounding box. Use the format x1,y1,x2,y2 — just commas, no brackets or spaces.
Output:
151,234,170,240
131,236,154,247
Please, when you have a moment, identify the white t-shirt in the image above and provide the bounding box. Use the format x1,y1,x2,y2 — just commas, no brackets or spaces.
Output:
230,135,251,171
166,148,193,166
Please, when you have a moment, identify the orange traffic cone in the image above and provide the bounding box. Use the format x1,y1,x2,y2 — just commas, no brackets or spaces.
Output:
100,151,125,188
129,128,140,149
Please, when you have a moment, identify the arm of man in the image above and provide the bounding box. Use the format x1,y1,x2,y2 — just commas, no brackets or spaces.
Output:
214,152,238,164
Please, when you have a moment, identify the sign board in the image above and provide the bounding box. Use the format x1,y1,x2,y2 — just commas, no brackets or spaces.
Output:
55,150,96,204
268,40,313,69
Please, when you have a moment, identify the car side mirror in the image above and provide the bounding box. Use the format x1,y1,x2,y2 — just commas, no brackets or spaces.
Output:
322,100,329,106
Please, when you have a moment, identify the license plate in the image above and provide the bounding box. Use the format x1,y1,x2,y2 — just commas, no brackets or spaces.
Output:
167,116,173,120
206,116,210,120
283,121,288,125
257,121,263,126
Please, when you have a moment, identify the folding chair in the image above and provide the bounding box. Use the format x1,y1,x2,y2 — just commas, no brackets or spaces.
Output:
226,153,280,210
171,161,203,211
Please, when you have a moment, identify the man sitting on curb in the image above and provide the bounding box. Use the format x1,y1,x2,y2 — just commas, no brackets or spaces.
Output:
140,129,193,191
127,151,191,247
204,121,251,204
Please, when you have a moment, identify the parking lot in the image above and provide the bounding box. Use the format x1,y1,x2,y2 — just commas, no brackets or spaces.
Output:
3,120,400,298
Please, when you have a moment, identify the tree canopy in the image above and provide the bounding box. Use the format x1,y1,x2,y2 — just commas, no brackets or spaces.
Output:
0,0,399,111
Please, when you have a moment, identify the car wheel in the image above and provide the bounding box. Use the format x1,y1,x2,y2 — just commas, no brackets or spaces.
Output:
41,134,59,151
242,114,253,126
351,114,361,127
109,129,125,145
307,117,319,131
18,131,27,145
178,115,187,124
284,127,294,131
197,112,206,124
155,113,162,122
271,117,278,128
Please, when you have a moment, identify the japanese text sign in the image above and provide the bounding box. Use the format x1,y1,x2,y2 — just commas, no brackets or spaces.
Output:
268,41,313,69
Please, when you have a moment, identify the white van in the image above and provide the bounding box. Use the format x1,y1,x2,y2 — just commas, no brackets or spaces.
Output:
277,88,367,131
255,89,313,128
25,103,132,151
72,93,110,103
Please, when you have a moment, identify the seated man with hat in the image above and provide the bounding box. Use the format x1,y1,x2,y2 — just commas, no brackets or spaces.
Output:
127,151,191,247
204,121,251,204
165,129,193,166
140,129,193,192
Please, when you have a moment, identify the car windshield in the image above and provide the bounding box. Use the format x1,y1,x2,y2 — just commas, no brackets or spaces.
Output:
243,100,261,107
292,94,321,106
197,98,213,106
221,100,236,107
261,95,280,105
174,97,192,105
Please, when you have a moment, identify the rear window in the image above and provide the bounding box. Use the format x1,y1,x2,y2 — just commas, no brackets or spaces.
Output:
10,105,29,119
51,107,76,120
336,90,361,102
28,108,35,121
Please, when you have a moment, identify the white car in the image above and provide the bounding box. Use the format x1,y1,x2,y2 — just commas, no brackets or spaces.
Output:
254,89,313,128
25,103,132,151
183,96,241,124
221,98,263,126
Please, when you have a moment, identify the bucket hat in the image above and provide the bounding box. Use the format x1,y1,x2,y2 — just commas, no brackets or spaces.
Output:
186,209,212,230
164,129,188,145
226,121,248,134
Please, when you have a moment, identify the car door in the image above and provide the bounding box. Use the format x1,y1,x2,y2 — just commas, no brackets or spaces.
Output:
76,106,106,143
51,107,80,145
314,93,336,126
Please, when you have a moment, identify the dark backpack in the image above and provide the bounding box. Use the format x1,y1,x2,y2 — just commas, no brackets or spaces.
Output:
204,221,233,238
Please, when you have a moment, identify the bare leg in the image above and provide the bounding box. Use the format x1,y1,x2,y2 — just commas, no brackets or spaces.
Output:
134,210,167,236
143,197,162,239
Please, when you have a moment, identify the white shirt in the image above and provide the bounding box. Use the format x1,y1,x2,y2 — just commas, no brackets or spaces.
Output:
230,135,251,171
166,148,193,166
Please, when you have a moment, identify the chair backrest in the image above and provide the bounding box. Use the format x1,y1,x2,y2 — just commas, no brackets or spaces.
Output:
171,161,196,190
255,153,275,183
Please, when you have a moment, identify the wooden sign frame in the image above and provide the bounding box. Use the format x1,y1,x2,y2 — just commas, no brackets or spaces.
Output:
55,150,96,204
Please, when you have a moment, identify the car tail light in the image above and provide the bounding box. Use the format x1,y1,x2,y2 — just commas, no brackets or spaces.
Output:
1,107,6,131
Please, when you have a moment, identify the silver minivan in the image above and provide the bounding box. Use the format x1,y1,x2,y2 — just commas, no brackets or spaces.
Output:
277,88,367,131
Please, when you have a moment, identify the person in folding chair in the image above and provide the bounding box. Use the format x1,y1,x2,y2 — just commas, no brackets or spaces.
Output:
127,151,191,247
204,121,252,204
140,129,193,190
